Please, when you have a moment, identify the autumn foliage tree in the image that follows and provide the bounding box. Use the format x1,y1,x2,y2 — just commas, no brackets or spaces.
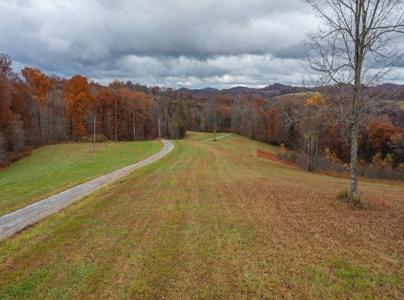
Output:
127,91,152,140
94,87,118,140
0,55,13,163
1,51,403,180
94,84,152,141
21,67,51,107
21,67,52,143
0,54,13,130
0,54,30,163
368,120,396,156
63,75,93,139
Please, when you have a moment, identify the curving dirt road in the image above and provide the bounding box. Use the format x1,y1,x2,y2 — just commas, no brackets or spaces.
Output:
0,139,174,241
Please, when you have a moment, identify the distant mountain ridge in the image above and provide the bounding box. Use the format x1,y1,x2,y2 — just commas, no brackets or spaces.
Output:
182,83,404,100
186,83,309,98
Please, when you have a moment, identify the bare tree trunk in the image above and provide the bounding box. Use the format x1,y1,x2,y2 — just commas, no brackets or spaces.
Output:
49,98,54,143
307,132,310,170
132,112,136,141
36,102,42,145
306,120,320,172
314,129,319,170
350,78,361,202
165,104,169,138
350,0,363,203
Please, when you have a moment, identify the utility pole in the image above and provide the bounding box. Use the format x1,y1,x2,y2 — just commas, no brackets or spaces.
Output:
165,102,169,139
132,112,136,141
92,112,96,152
114,97,118,143
213,111,217,141
158,116,161,139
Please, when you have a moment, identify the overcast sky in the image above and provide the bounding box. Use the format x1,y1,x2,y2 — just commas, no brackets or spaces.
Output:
1,0,403,88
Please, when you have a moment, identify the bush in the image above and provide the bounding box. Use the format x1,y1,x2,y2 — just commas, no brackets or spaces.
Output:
276,144,300,164
360,164,404,181
357,152,404,180
336,189,363,207
289,152,298,164
275,146,403,181
372,152,394,166
337,189,350,201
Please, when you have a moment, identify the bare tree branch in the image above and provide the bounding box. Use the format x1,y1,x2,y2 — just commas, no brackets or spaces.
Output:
304,0,404,202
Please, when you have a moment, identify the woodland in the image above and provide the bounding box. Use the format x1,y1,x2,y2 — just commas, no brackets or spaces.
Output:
0,53,403,180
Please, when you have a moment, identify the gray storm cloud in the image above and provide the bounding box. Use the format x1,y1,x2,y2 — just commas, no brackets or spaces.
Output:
1,0,403,88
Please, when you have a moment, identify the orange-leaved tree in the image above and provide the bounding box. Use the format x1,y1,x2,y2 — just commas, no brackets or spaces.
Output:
368,120,396,156
21,67,52,142
125,90,151,140
0,54,13,129
63,75,93,139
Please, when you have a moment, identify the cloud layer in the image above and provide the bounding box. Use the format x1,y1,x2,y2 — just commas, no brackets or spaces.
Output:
1,0,403,88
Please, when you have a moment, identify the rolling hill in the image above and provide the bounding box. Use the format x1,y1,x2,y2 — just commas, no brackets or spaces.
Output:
0,133,402,299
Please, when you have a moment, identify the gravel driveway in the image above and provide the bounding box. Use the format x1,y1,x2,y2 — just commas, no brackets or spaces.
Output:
0,140,174,241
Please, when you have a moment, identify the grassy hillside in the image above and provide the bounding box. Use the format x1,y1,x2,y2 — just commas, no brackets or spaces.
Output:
0,134,402,299
0,141,162,216
184,131,231,141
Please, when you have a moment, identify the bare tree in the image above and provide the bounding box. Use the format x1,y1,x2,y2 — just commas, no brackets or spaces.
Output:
303,93,325,171
304,0,404,204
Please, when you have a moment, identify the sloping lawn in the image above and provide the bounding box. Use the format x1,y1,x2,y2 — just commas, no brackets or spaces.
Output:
184,131,230,141
0,141,161,216
0,134,402,298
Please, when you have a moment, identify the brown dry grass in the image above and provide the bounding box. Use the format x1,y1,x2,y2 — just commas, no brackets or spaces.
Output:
257,148,404,187
0,132,402,299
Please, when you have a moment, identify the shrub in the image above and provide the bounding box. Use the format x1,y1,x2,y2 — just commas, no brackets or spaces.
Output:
337,189,350,201
289,152,298,163
371,152,394,166
336,189,362,207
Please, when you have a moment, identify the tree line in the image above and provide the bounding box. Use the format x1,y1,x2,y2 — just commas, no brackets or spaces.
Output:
1,52,403,181
191,89,403,178
0,53,191,166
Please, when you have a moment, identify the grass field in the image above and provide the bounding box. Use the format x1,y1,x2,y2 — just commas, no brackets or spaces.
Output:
184,131,231,141
0,141,162,216
0,133,403,299
385,99,404,110
276,91,317,98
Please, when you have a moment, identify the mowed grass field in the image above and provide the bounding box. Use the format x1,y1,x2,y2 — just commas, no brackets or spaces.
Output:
0,132,403,299
184,131,231,141
0,141,162,216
